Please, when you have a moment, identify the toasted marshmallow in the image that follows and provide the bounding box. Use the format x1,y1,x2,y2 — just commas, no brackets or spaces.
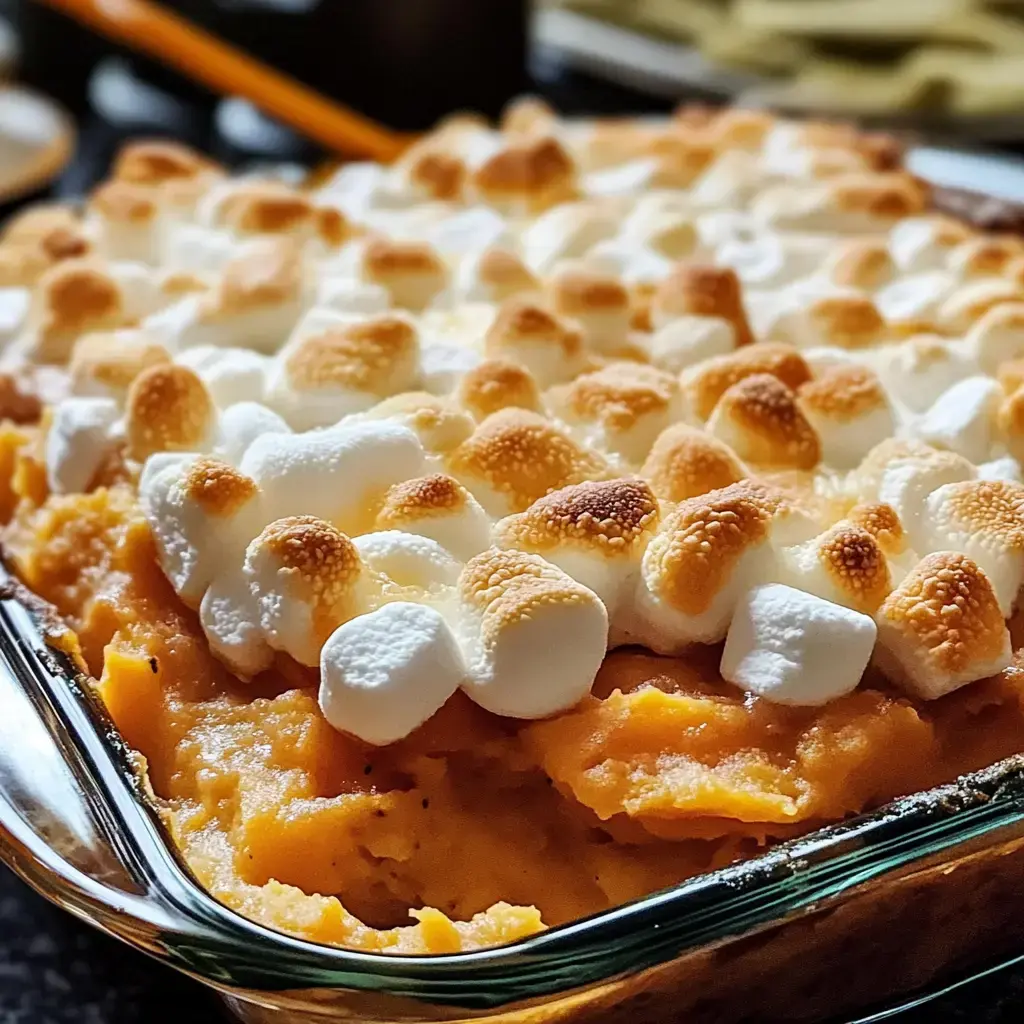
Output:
456,549,608,718
547,264,630,354
873,336,976,414
456,358,542,421
779,521,892,614
964,303,1024,375
140,456,263,607
998,385,1024,463
456,246,540,304
872,268,950,323
683,343,812,421
549,363,684,464
797,366,895,469
889,215,971,272
319,602,466,745
520,200,616,275
44,396,121,495
174,345,271,408
626,481,814,652
68,329,170,402
875,552,1011,699
707,374,821,470
0,205,91,288
938,279,1024,335
245,516,376,666
23,259,140,364
112,140,221,212
125,364,217,461
267,314,420,430
200,568,273,680
948,236,1023,280
470,136,578,216
650,263,752,346
785,294,887,350
353,530,461,593
376,474,492,561
978,456,1022,486
88,182,161,264
915,377,1001,464
214,401,291,466
826,239,896,291
922,480,1024,616
239,419,425,533
355,392,475,456
147,238,308,354
483,297,586,388
645,315,735,374
847,502,910,561
493,478,659,617
618,201,697,261
359,237,448,313
447,407,607,516
721,584,876,706
640,424,745,503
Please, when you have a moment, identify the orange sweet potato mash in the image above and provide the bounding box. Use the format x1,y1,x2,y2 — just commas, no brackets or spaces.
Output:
2,425,1024,953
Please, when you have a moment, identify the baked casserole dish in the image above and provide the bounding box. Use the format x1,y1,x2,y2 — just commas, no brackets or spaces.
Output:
1,97,1024,1021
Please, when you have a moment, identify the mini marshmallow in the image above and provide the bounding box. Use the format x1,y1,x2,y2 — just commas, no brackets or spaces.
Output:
87,181,161,264
548,363,685,464
547,264,631,354
715,233,829,289
375,474,490,562
353,530,461,592
214,401,291,466
947,236,1023,280
316,279,391,317
456,358,542,421
644,315,735,374
978,456,1023,485
245,515,375,666
873,336,978,414
875,552,1012,700
826,238,896,292
456,246,540,305
847,502,911,562
239,419,425,533
125,364,217,461
874,271,955,325
174,345,271,408
777,294,887,350
520,201,616,275
68,330,170,402
483,297,586,388
938,279,1024,335
625,481,816,653
922,479,1024,616
650,263,753,345
471,136,579,217
683,343,812,422
778,521,892,614
447,407,608,516
618,200,698,261
267,314,420,430
44,396,120,494
721,584,876,706
420,206,512,260
493,477,660,618
915,377,1001,464
707,374,821,470
319,602,466,746
359,237,448,312
140,455,263,608
888,215,971,272
456,548,608,718
797,366,895,469
963,303,1024,375
640,423,746,503
200,568,273,680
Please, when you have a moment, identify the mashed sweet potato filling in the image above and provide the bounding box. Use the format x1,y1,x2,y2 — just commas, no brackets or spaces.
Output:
2,427,1023,953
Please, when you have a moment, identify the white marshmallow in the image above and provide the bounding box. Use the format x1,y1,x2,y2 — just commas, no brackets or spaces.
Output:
875,271,956,323
873,338,977,414
140,455,264,608
888,217,963,272
521,202,617,275
456,550,608,719
963,303,1024,375
0,288,29,345
214,401,291,466
418,340,482,395
915,376,1002,464
200,569,273,680
581,239,672,287
978,456,1023,485
582,159,658,199
715,233,828,288
174,346,271,408
645,315,735,374
319,602,465,745
353,531,461,591
162,224,239,277
721,584,876,706
44,397,120,495
316,280,391,317
421,206,511,260
239,420,425,531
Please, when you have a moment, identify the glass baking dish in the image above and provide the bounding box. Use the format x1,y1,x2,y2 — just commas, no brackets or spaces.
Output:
1,562,1024,1024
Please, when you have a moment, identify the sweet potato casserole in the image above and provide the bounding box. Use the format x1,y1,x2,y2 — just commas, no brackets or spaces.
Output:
0,99,1022,955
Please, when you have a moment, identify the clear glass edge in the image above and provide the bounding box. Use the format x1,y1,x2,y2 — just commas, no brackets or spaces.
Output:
2,579,1024,1009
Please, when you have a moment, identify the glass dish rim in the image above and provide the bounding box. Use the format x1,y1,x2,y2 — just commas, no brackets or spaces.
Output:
3,566,1024,1010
